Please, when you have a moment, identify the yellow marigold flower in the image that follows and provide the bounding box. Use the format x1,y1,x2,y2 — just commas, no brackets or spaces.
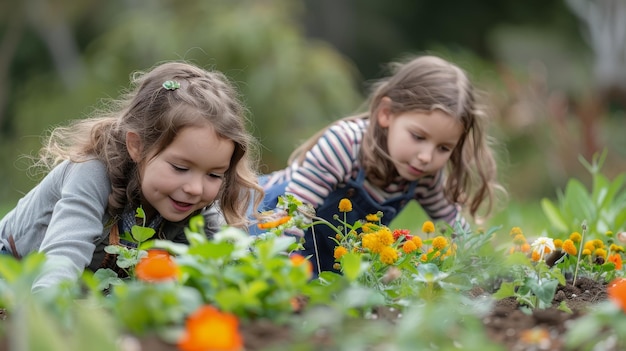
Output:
531,250,541,262
334,246,348,260
595,248,607,259
333,263,341,270
178,305,243,351
562,239,577,256
420,253,428,262
582,248,591,256
338,198,352,212
569,232,582,243
608,278,626,312
362,223,376,233
593,239,604,249
411,236,423,249
611,244,625,253
365,214,379,222
608,254,623,270
402,240,418,254
335,233,343,240
377,228,394,246
422,221,435,234
521,243,531,253
606,231,614,237
135,249,180,282
583,241,595,252
510,227,523,237
362,233,383,254
553,239,563,249
432,236,448,250
513,234,527,246
380,246,399,265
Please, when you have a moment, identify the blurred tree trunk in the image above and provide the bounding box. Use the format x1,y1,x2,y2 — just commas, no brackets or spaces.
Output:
566,0,626,158
25,0,85,89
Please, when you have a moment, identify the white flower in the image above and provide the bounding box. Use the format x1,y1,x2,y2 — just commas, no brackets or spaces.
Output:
531,237,555,260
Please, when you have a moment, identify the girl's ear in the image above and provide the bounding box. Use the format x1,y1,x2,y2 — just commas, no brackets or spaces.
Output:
126,131,142,162
376,96,394,127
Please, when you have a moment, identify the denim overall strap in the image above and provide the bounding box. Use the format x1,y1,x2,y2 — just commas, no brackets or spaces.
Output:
299,169,417,275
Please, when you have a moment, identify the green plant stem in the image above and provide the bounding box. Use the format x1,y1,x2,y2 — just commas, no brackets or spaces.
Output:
573,222,587,286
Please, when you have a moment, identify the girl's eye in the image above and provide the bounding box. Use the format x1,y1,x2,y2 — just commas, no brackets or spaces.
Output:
171,164,188,172
438,145,452,153
208,173,225,179
411,133,425,141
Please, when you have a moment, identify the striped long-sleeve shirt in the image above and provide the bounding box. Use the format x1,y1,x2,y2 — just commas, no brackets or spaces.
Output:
264,118,467,227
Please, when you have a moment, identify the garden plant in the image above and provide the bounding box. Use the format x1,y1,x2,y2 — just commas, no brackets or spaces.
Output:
0,153,625,351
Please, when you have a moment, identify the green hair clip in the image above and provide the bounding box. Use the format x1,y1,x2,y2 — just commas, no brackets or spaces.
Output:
162,80,181,91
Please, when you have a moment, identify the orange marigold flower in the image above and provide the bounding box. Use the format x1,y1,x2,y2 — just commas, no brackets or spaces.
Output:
553,239,563,249
510,227,523,237
365,214,379,222
362,233,383,254
569,232,582,243
422,221,435,234
608,278,626,313
338,198,352,212
402,240,418,254
583,241,595,252
335,233,343,240
380,246,399,265
520,327,550,346
410,236,423,249
290,254,313,277
257,215,291,230
607,254,623,270
135,249,180,282
531,250,541,262
432,236,448,250
178,305,243,351
520,243,531,253
582,248,591,256
334,246,348,260
562,239,577,256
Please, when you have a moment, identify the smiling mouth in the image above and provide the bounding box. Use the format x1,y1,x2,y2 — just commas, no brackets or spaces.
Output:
171,198,194,211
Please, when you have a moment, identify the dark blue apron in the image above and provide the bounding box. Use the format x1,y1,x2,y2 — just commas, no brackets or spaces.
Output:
251,170,417,276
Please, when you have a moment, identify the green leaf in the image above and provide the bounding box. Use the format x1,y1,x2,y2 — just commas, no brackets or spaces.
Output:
340,252,362,282
540,198,569,233
492,281,516,299
130,225,156,243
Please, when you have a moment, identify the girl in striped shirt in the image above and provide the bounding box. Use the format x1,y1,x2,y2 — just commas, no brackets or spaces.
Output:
253,54,505,275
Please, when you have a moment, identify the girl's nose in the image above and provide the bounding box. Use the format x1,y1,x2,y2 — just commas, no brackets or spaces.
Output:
417,148,433,164
183,175,203,195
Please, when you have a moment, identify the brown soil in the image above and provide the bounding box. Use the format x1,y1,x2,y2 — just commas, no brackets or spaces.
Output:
480,276,608,351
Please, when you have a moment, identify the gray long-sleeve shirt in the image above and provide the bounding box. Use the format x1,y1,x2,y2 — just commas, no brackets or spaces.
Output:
0,159,224,291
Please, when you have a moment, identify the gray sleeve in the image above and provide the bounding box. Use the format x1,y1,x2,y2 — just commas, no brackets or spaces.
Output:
33,160,110,292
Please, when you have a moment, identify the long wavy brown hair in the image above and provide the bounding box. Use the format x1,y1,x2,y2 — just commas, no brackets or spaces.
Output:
34,61,263,228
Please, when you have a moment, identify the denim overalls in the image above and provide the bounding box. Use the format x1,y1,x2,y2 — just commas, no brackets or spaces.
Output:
253,169,417,276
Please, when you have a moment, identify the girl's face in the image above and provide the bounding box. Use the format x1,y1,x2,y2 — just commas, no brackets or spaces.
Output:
127,125,234,222
377,97,464,181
